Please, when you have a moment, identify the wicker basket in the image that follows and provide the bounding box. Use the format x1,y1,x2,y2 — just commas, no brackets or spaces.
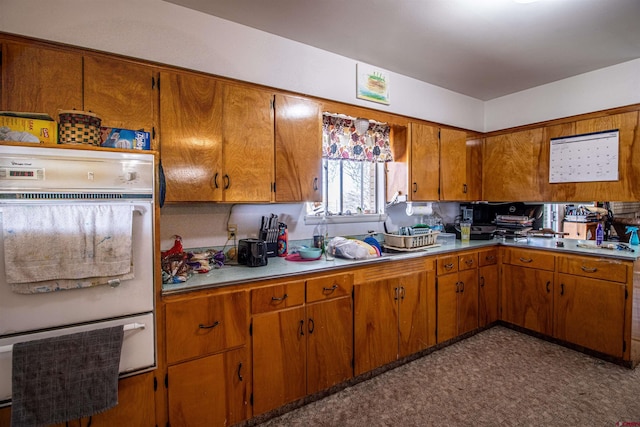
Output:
58,110,102,145
383,231,439,249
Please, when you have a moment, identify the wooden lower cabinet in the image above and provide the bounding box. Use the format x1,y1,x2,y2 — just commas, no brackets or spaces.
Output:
168,348,249,427
436,252,479,343
164,290,250,426
0,371,157,427
251,274,353,415
478,249,499,327
501,264,554,335
354,260,431,376
437,269,478,343
252,306,306,415
555,274,626,357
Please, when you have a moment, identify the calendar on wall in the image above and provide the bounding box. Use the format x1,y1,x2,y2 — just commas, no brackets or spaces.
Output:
549,129,619,183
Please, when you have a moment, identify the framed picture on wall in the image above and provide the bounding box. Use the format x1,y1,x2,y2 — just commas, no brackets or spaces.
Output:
356,64,390,105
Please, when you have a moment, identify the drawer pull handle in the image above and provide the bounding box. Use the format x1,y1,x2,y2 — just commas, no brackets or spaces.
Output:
546,281,551,293
308,318,315,334
199,321,220,329
394,287,399,301
400,286,406,300
560,283,565,296
237,362,243,381
444,263,454,270
519,257,533,263
580,265,598,273
485,255,495,261
322,284,338,293
313,177,319,191
480,276,485,288
459,281,465,293
299,319,305,336
465,259,474,266
271,294,288,302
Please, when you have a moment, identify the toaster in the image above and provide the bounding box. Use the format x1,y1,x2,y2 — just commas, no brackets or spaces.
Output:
237,238,268,267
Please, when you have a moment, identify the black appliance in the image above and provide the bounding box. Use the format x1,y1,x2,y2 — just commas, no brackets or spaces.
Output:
238,238,268,267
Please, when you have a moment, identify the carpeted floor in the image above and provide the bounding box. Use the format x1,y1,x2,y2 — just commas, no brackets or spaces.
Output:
256,326,640,426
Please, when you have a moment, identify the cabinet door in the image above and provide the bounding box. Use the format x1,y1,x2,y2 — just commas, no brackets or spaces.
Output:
440,129,481,201
252,306,306,415
398,271,428,358
436,273,459,343
306,297,353,394
479,264,499,326
274,94,322,202
3,42,83,121
354,279,398,375
84,56,156,133
159,71,223,202
572,112,640,201
457,268,479,336
409,122,440,201
168,348,249,427
483,128,546,201
555,274,626,357
221,83,274,202
502,265,553,335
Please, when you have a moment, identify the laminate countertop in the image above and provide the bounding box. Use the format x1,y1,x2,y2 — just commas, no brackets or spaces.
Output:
161,238,640,295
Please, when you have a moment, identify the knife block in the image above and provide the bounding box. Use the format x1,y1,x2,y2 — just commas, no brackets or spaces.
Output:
260,229,278,257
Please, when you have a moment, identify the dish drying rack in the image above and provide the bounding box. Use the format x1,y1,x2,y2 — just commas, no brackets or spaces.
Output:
383,229,440,251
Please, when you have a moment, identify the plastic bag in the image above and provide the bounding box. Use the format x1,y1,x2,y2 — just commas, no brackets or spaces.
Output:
328,236,380,260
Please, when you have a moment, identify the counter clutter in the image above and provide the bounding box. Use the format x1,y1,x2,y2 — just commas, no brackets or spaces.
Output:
162,237,640,294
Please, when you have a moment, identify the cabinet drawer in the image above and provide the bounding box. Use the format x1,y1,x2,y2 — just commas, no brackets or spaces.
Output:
166,291,247,364
503,248,555,271
437,255,458,275
251,280,305,314
478,249,498,267
557,255,628,283
306,273,353,303
459,253,478,271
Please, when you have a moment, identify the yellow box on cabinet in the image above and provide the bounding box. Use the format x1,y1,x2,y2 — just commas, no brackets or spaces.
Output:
0,112,58,144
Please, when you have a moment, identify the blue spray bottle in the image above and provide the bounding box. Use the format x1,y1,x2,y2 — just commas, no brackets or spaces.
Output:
626,226,639,246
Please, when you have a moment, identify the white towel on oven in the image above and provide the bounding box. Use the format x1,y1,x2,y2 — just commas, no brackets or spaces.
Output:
2,204,133,287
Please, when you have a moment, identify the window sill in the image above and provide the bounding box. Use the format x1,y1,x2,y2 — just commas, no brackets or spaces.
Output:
305,213,388,225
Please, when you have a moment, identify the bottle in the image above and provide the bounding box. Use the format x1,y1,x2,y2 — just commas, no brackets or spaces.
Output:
595,223,603,246
277,222,288,257
627,226,639,246
313,217,327,252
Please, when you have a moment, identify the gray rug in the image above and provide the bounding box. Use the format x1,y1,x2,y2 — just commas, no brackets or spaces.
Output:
257,326,640,426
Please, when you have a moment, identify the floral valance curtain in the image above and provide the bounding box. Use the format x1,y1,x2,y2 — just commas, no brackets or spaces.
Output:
322,114,393,162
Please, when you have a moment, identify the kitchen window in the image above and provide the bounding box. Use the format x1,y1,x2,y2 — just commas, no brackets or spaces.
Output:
306,113,393,222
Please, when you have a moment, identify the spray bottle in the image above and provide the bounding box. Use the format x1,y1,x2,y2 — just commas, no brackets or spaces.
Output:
626,226,639,246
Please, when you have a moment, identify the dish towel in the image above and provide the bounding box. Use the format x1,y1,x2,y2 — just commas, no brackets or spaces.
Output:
10,325,124,426
3,204,133,293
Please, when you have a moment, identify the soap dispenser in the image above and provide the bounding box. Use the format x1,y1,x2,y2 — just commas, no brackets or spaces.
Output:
626,226,639,246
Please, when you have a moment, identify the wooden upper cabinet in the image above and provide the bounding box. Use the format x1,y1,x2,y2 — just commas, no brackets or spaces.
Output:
274,94,322,202
221,83,274,202
159,71,223,202
546,111,640,201
409,122,440,201
2,42,83,120
483,127,546,201
439,128,481,201
84,56,156,134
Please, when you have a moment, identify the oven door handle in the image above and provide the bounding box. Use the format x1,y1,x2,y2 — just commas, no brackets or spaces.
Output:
0,322,146,354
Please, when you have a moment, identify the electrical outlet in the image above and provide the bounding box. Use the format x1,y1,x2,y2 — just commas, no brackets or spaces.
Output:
227,224,237,240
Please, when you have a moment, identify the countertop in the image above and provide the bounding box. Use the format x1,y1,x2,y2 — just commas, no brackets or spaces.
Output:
162,238,640,295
